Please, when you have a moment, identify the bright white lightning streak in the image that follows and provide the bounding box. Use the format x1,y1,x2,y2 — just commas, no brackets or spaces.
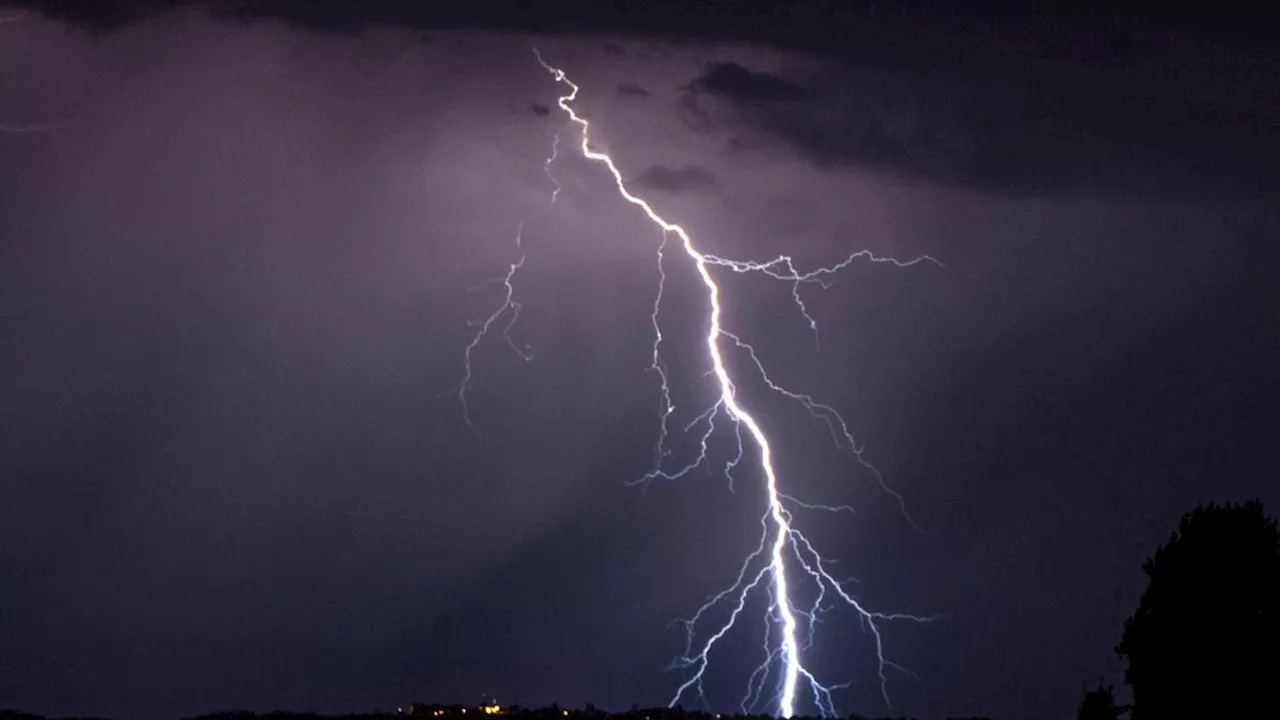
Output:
534,50,936,717
455,222,533,426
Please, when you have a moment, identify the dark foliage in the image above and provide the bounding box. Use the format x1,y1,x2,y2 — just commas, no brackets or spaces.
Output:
1116,500,1280,720
1075,682,1126,720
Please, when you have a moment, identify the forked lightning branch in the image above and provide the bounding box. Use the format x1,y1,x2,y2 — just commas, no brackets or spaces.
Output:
456,48,941,718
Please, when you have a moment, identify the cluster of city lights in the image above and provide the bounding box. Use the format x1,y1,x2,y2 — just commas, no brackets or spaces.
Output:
404,705,503,717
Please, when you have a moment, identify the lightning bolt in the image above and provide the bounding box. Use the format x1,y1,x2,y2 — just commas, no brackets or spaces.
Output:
544,127,564,203
453,112,571,423
529,49,939,717
454,221,533,426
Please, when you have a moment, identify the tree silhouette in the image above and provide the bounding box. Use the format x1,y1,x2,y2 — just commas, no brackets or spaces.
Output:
1116,500,1280,720
1076,681,1126,720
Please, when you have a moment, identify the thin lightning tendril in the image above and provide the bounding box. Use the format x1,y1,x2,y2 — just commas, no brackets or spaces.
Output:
704,251,941,349
0,121,68,134
454,113,572,422
349,31,425,87
2,14,70,137
532,49,938,718
455,222,533,426
647,229,677,472
545,128,564,203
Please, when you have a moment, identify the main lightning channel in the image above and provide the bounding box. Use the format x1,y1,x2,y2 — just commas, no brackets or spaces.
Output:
533,50,935,718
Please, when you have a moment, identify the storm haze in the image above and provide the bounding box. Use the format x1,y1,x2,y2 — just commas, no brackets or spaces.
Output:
2,4,1277,720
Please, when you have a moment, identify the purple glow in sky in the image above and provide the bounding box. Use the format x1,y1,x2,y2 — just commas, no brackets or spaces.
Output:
2,4,1278,720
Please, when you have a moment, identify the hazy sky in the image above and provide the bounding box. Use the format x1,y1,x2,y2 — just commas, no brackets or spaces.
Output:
2,5,1278,720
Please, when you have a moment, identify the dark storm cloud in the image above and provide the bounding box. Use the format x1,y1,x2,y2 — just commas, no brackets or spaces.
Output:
631,164,717,194
19,1,1278,54
686,61,807,104
12,0,1280,200
681,59,1280,200
529,102,551,117
616,83,650,99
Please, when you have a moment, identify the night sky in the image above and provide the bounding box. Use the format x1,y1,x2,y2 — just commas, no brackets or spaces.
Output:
2,3,1278,720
